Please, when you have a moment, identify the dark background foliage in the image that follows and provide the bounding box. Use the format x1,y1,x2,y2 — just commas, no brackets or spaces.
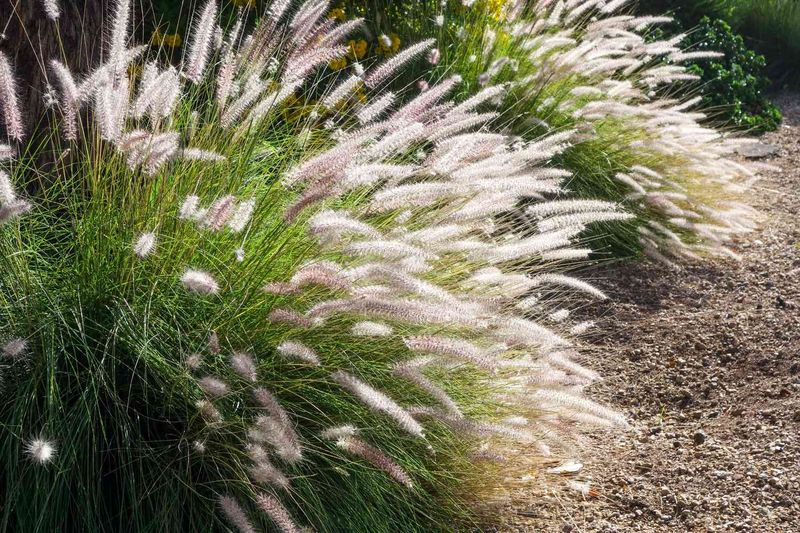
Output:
636,0,784,133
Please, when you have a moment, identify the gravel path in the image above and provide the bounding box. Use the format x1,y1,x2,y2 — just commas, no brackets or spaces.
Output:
500,94,800,532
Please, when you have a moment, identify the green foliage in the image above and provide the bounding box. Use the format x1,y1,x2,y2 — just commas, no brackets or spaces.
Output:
0,116,476,531
1,46,489,532
639,0,800,87
730,0,800,85
684,17,781,133
636,0,736,24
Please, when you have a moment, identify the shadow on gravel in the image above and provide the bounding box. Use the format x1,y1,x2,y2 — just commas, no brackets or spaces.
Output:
499,94,800,532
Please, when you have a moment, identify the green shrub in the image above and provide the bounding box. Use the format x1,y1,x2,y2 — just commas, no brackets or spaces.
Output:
639,0,800,87
684,17,782,133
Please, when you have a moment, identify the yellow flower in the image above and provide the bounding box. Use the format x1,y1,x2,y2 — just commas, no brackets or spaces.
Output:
377,33,400,56
163,33,183,47
487,0,508,20
347,39,368,60
150,27,182,48
233,0,256,7
328,56,348,71
329,7,346,21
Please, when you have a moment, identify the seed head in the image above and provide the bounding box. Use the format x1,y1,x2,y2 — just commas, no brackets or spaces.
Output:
25,438,56,464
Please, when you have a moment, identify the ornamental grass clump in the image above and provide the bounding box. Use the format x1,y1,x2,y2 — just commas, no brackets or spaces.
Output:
1,0,627,530
502,0,761,264
346,0,761,263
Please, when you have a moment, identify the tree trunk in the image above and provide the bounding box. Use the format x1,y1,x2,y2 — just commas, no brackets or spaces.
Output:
0,0,114,136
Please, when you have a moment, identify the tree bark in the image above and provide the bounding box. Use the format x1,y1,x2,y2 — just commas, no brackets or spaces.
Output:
0,0,110,136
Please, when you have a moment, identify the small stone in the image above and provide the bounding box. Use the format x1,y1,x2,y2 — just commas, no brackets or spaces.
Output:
693,430,707,445
735,142,780,158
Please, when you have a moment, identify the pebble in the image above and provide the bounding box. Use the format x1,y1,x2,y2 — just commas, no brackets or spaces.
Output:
693,430,707,445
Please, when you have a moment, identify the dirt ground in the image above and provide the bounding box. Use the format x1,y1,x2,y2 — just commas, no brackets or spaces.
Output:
499,94,800,532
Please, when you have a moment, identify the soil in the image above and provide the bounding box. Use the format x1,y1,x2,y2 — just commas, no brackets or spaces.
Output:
499,94,800,532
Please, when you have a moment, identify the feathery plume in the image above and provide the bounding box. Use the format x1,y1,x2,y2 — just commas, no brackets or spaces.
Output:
196,399,222,424
42,0,61,19
0,170,17,204
250,397,303,462
179,195,200,220
221,77,267,127
49,61,80,140
109,0,132,60
215,57,237,110
533,389,628,427
364,39,436,88
545,350,600,382
94,74,130,142
132,232,157,258
336,436,414,488
394,364,461,417
181,269,220,295
228,199,256,233
247,444,290,488
323,74,363,110
403,336,495,369
230,352,257,382
218,495,257,533
528,273,607,299
0,53,24,141
541,248,592,261
133,66,181,120
307,296,484,328
184,0,219,83
288,264,346,292
254,493,300,533
262,282,301,295
276,341,321,366
570,321,595,335
203,195,236,231
181,148,226,162
449,84,506,115
208,331,221,354
538,211,634,231
267,309,313,328
251,415,302,463
198,376,229,398
356,92,395,124
308,210,383,241
185,353,203,370
496,317,569,349
2,338,28,359
526,199,619,218
0,199,32,224
320,425,358,440
331,371,425,438
24,439,57,464
351,321,393,337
